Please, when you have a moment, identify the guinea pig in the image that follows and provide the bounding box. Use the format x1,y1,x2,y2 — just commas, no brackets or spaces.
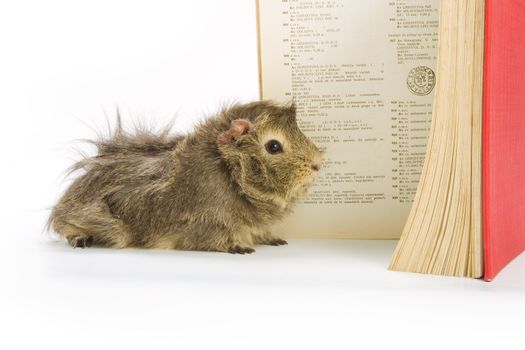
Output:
48,100,323,254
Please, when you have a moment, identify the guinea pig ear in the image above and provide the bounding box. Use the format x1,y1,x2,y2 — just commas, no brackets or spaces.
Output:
283,100,297,123
287,100,297,113
218,118,253,145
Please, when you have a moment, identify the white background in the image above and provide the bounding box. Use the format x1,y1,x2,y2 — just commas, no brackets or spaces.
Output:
1,1,523,349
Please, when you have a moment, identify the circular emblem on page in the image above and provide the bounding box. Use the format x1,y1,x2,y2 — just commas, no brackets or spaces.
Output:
407,66,436,96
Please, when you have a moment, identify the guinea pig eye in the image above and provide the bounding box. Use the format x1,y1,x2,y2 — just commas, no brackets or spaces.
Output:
265,140,283,154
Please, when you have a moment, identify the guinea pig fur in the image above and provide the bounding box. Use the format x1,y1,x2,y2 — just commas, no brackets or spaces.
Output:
48,100,323,254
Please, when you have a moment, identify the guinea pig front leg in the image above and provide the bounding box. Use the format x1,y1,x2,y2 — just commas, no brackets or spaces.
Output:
226,226,256,254
227,245,255,254
178,222,256,254
253,230,288,246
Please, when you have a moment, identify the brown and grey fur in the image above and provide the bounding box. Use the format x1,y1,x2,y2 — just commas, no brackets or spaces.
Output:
48,101,323,254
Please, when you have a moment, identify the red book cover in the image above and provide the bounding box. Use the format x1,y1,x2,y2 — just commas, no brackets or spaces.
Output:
483,0,525,281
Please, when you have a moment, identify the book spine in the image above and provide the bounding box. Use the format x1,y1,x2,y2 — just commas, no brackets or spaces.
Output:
482,0,494,281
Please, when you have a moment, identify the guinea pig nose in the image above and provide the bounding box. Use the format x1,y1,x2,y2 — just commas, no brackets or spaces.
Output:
311,163,320,171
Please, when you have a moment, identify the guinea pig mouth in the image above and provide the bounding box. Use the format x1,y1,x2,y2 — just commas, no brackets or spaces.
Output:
306,169,320,183
294,178,315,197
288,184,308,200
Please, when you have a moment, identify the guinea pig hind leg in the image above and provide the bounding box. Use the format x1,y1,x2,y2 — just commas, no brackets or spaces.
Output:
52,202,132,249
51,220,94,249
67,233,94,248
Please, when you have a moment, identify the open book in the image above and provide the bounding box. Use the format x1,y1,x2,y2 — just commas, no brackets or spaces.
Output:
257,0,525,280
257,0,440,239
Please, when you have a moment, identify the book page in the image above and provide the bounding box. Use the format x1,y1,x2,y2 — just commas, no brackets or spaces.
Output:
257,0,439,238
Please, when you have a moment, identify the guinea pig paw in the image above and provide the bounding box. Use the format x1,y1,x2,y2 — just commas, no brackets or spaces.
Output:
67,235,94,249
266,238,288,246
228,245,256,255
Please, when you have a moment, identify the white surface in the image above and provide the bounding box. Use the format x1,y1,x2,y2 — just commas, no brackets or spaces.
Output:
0,1,523,349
